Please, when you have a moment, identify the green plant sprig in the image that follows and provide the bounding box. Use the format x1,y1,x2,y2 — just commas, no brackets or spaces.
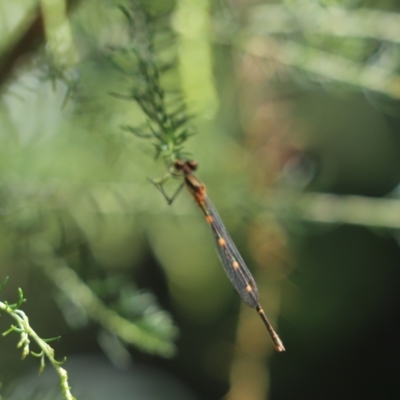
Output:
110,2,194,165
0,278,76,400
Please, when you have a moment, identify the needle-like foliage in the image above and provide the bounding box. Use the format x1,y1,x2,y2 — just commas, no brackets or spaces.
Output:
109,1,195,164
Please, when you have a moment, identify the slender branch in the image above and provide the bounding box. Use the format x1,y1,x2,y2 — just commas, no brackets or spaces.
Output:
246,4,400,44
268,190,400,229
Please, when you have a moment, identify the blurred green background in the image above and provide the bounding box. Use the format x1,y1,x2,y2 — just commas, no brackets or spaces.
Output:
1,0,400,399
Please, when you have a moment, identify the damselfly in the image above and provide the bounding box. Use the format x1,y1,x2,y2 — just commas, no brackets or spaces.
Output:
153,160,285,352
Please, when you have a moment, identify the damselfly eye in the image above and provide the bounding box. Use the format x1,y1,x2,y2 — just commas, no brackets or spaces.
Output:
174,160,185,171
187,160,198,171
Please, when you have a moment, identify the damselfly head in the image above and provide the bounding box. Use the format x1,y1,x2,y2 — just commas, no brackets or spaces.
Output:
174,160,198,173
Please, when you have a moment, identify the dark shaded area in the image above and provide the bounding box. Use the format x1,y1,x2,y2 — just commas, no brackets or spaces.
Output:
272,226,400,400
